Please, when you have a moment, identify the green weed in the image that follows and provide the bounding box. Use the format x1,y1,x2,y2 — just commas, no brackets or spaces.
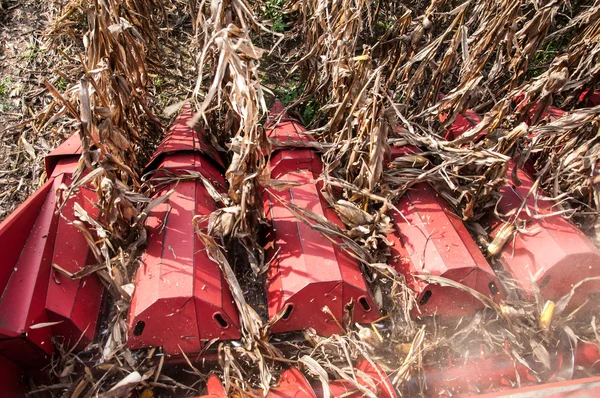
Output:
264,0,288,33
376,19,394,31
154,76,164,91
529,31,574,78
272,81,321,125
55,76,68,91
273,81,300,105
0,77,8,97
20,44,40,62
0,77,11,112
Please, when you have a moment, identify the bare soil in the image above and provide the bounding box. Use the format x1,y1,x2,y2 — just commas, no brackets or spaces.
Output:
0,1,71,221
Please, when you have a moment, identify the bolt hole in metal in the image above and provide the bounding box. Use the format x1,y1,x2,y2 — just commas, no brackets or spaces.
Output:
133,321,146,336
214,313,229,329
358,296,371,312
282,304,294,320
488,281,499,296
419,290,432,306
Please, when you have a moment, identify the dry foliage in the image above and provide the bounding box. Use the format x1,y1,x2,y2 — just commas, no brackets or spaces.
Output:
189,0,272,274
3,0,600,396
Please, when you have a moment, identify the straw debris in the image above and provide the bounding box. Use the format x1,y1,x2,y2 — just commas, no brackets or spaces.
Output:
2,0,600,395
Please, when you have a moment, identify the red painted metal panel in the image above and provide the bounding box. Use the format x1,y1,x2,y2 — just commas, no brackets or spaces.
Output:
414,341,600,397
45,133,82,177
388,182,501,318
481,377,600,398
149,152,226,190
201,374,228,397
355,360,397,398
192,169,241,341
128,108,240,355
412,354,539,396
265,164,350,334
389,145,419,159
490,166,600,301
128,183,203,355
45,180,103,348
313,361,396,398
387,146,501,318
266,101,315,145
524,102,565,125
50,158,81,178
128,178,241,355
0,179,52,292
0,338,51,368
442,108,485,141
440,101,600,306
269,367,317,398
0,354,27,397
145,104,224,171
265,110,379,335
579,90,600,107
197,361,395,398
0,176,62,362
269,148,323,180
0,151,103,363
